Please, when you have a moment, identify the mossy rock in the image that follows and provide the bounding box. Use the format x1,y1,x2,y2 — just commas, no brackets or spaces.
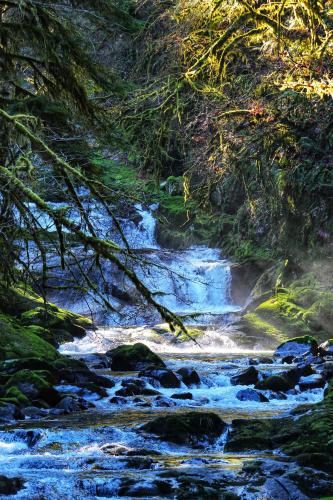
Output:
241,284,333,346
4,387,29,406
106,343,165,371
141,412,226,444
21,307,88,338
6,369,53,391
0,314,59,361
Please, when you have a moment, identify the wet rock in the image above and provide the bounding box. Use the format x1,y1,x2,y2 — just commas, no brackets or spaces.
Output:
236,388,269,403
124,457,154,469
16,429,43,447
0,476,24,495
139,367,181,388
298,374,325,391
176,368,200,386
0,358,56,375
115,378,161,397
230,366,259,386
263,477,308,500
255,375,293,392
38,386,62,406
283,364,314,386
101,444,160,456
111,285,133,303
80,353,109,369
171,392,193,400
141,412,226,444
258,357,274,364
77,382,108,398
58,366,115,389
154,396,177,407
274,336,318,358
23,406,48,418
266,391,287,400
295,453,333,475
282,355,295,364
106,343,165,371
118,479,172,497
0,403,23,422
55,396,92,413
109,396,127,405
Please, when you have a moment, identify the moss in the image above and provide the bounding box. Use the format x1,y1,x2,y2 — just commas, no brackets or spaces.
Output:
20,306,88,339
241,283,333,347
4,387,29,406
6,369,52,390
107,342,165,371
0,313,59,361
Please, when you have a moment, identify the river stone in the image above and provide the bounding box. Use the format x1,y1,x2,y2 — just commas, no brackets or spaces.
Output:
15,429,43,447
230,366,259,386
0,403,23,422
141,412,226,444
109,396,127,405
138,367,181,388
23,406,48,418
274,336,318,358
106,343,165,371
255,375,293,392
153,396,177,407
55,396,91,413
298,374,325,391
171,392,193,400
117,377,160,396
118,479,172,497
236,388,268,402
176,368,200,386
0,476,24,495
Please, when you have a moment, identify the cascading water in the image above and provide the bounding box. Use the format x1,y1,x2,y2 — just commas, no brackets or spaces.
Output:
23,199,240,326
3,198,328,499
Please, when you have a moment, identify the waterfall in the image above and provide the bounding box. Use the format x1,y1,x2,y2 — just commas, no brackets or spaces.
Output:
20,199,240,325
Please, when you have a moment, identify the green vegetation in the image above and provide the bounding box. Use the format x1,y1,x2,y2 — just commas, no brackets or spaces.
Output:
241,281,333,346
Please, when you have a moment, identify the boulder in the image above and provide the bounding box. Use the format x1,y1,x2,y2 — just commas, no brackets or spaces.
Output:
56,359,115,388
106,343,165,371
55,396,92,413
255,375,293,392
115,379,161,397
171,392,193,400
138,367,181,388
176,368,200,386
236,388,269,402
298,374,325,391
109,396,127,405
0,476,24,495
230,366,259,386
153,396,177,407
141,412,226,444
0,403,23,422
274,336,318,358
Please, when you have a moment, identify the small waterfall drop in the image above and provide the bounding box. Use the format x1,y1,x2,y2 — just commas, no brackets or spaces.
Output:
21,199,240,326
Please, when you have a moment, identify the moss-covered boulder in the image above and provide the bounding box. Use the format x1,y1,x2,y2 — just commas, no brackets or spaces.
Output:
240,282,333,347
0,314,59,361
106,343,165,371
141,412,226,444
21,307,87,339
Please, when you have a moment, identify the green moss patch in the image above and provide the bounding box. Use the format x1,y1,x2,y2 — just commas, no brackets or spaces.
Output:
0,314,59,361
241,283,333,346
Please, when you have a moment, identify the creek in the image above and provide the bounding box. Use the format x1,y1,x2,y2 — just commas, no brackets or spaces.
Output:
1,203,326,498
